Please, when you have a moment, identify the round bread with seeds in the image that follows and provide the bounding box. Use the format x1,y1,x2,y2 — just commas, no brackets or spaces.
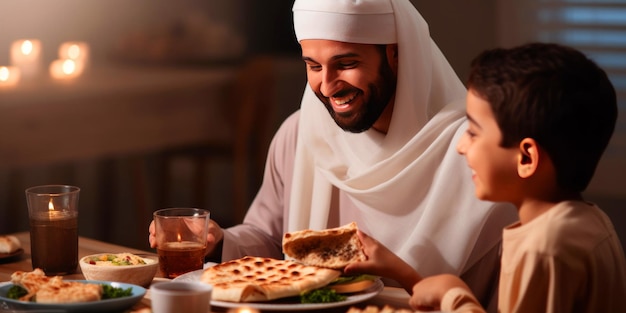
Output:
200,256,341,302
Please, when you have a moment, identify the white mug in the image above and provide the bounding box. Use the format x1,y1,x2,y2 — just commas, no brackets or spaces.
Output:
151,281,212,313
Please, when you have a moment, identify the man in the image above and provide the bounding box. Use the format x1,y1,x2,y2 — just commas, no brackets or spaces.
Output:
150,0,517,309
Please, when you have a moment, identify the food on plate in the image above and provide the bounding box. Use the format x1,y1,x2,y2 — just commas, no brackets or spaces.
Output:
0,235,21,254
11,269,101,303
326,274,379,293
7,268,133,303
34,277,102,303
282,222,367,269
300,287,346,303
346,305,415,313
83,252,148,266
200,256,342,302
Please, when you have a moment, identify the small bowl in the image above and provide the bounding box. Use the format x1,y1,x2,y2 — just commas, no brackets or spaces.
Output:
79,253,159,288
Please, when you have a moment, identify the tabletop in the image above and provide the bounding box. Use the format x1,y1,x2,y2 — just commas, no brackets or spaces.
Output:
0,232,416,313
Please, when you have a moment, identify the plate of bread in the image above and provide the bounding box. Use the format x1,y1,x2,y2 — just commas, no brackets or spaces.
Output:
174,222,384,311
0,268,146,312
0,235,23,260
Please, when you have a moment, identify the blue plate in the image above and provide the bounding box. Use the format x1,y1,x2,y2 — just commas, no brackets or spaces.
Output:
0,280,146,312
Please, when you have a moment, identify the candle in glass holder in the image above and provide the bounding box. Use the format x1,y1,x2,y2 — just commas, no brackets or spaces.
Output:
10,39,42,80
154,208,210,279
227,307,260,313
58,41,89,69
157,239,206,279
0,66,20,87
49,59,84,80
26,185,80,276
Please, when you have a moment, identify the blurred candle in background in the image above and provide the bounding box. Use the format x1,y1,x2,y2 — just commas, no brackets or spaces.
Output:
227,307,260,313
58,41,89,69
0,66,21,87
10,39,42,80
49,59,83,80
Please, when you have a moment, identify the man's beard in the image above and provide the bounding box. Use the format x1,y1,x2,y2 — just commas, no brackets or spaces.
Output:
315,60,397,133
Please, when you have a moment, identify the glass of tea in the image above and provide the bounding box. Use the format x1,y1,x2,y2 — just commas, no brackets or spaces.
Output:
25,185,80,275
154,208,210,278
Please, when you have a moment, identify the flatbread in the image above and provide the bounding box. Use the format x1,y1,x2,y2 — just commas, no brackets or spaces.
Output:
200,256,341,302
11,268,51,301
10,269,102,303
282,222,367,269
0,235,21,254
36,277,102,303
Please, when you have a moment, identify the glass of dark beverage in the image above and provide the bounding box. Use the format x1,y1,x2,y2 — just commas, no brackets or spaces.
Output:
154,208,210,279
25,185,80,275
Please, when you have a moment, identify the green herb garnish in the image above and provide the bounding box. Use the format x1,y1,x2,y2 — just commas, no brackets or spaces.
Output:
300,288,346,303
101,284,133,299
6,285,28,300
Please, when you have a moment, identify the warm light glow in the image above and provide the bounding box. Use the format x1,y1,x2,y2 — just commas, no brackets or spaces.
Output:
62,59,76,75
20,40,34,56
0,67,9,82
227,307,260,313
48,199,55,211
177,233,182,242
58,42,89,64
50,58,83,80
0,66,20,87
68,44,81,59
10,39,42,80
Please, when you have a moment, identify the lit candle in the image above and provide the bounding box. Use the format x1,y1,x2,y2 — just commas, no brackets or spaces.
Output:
0,66,21,87
47,198,69,220
58,41,89,69
49,59,84,80
10,39,42,80
227,307,260,313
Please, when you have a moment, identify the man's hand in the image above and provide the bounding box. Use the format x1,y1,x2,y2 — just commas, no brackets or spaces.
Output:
149,219,224,257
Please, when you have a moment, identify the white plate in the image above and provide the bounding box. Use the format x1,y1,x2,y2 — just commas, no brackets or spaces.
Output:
0,280,146,312
174,267,384,311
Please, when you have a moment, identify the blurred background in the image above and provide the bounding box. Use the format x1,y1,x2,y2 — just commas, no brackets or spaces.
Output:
0,0,624,251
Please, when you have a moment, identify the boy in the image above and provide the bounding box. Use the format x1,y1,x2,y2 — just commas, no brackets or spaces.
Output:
345,42,626,312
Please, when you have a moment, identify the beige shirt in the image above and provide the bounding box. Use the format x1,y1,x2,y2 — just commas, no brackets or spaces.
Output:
441,200,626,313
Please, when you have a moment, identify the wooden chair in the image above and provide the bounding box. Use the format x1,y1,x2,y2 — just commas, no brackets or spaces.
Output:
156,56,276,225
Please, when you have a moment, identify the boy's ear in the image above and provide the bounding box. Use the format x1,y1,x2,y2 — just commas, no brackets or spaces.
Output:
517,138,539,178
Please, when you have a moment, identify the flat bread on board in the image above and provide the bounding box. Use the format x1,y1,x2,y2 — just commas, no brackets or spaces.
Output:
200,256,341,302
283,222,367,269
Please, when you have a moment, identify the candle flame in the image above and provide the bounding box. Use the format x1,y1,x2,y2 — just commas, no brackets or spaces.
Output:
0,67,8,82
21,40,33,56
48,199,55,211
68,44,81,59
62,59,76,75
236,307,259,313
177,233,181,242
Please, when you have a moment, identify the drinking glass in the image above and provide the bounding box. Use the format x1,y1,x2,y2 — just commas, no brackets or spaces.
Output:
154,208,210,278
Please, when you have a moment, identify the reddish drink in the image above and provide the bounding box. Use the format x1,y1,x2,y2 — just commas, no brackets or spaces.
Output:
157,241,205,278
29,211,78,275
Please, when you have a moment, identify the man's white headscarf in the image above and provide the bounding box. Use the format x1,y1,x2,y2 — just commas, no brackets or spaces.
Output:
289,0,502,276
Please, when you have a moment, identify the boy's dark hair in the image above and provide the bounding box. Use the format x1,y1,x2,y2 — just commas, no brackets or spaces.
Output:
467,42,617,192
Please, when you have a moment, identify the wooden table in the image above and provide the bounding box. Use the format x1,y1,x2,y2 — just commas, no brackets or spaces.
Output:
0,232,415,313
